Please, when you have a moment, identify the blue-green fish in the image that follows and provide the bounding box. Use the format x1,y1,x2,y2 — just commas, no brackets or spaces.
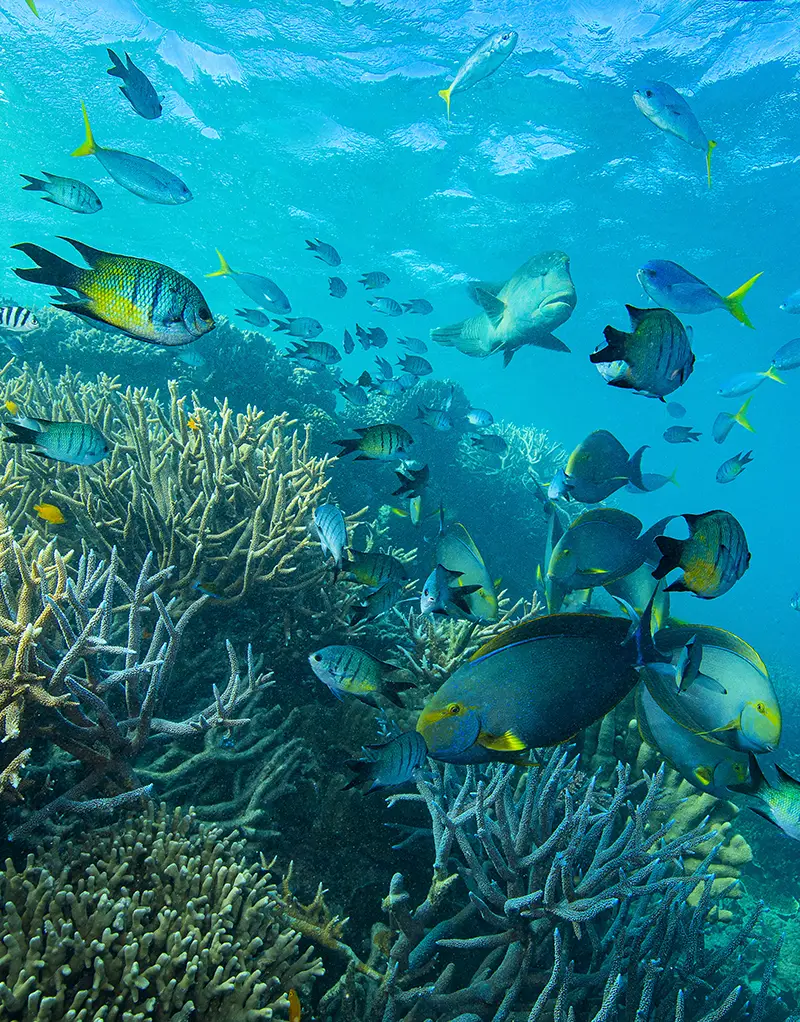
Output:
653,510,750,599
592,306,694,400
350,579,406,623
207,250,291,314
107,49,162,120
435,517,497,622
308,645,414,708
72,104,191,205
344,731,428,793
236,308,271,328
438,29,518,120
273,317,322,339
368,297,403,317
329,277,347,299
730,754,800,841
312,504,347,579
397,354,432,377
286,341,341,367
637,261,761,328
770,337,800,370
340,549,408,588
359,271,390,290
403,299,433,315
3,418,110,465
663,426,700,444
712,397,754,444
633,81,716,187
717,367,782,398
306,239,341,267
333,423,413,461
716,450,753,484
420,564,481,618
21,171,102,214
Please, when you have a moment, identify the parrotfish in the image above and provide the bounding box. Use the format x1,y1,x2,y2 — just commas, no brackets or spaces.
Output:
344,731,428,793
438,30,518,120
3,418,110,466
206,250,291,314
308,645,415,708
306,239,341,267
637,260,761,328
333,423,413,461
717,450,753,484
730,754,800,842
21,171,102,214
633,81,716,187
712,398,754,444
653,510,750,599
554,430,647,503
106,49,162,120
592,306,694,400
312,504,347,579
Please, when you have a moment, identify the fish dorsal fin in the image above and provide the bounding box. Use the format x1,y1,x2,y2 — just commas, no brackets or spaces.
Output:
625,305,652,328
477,729,527,752
657,625,768,678
774,762,800,788
573,507,643,537
446,523,484,565
470,613,631,661
472,288,506,328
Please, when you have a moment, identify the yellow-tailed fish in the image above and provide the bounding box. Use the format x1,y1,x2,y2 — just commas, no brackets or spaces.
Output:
206,249,291,314
25,0,39,15
33,502,65,524
637,260,761,328
632,81,716,188
439,30,518,121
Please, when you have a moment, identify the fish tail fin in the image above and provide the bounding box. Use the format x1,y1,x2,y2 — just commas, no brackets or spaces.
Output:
724,272,762,328
25,0,39,16
626,444,648,490
667,468,679,487
629,581,668,666
332,438,360,457
342,759,375,791
106,48,126,78
20,174,47,192
734,396,755,433
72,102,97,158
2,422,42,446
591,325,629,364
12,243,83,291
438,87,452,121
384,678,417,706
206,249,232,278
652,535,683,581
706,139,717,189
764,365,785,385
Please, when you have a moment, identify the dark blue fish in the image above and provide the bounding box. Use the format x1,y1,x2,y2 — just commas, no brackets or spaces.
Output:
666,402,686,419
663,426,700,444
355,324,388,349
343,731,428,793
237,308,271,328
374,356,393,380
393,460,429,499
771,337,800,372
329,276,347,299
360,271,390,290
471,434,507,454
339,376,369,406
343,328,354,354
106,49,162,120
402,299,433,315
399,335,428,354
397,354,432,377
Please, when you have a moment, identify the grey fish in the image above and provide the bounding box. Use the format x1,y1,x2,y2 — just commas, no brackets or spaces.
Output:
0,307,39,333
338,377,369,406
350,579,406,623
273,317,323,339
308,645,414,708
236,308,272,328
396,354,432,377
667,402,686,419
306,239,341,267
207,250,291,314
329,276,347,298
466,407,493,427
368,296,403,317
592,306,694,400
286,340,341,366
3,418,110,465
360,271,390,290
343,328,355,354
420,563,481,617
558,430,647,503
716,450,753,484
653,510,750,599
663,425,700,444
399,335,428,354
21,171,102,214
403,299,433,315
470,434,507,454
107,49,162,119
416,405,453,431
356,324,388,349
344,731,428,793
432,251,575,366
438,29,518,120
312,504,348,579
72,104,190,205
770,337,800,371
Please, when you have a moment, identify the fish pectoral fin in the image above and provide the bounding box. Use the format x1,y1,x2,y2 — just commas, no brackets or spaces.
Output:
694,766,714,787
702,717,740,735
748,805,783,830
468,280,505,301
472,287,506,328
454,583,482,595
477,729,527,752
578,567,610,575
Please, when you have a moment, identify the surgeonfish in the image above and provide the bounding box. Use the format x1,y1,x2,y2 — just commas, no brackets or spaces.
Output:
716,451,753,484
339,549,408,588
770,337,800,371
403,299,433,315
72,104,191,205
717,368,783,398
435,515,497,622
729,754,800,841
0,307,39,333
554,430,647,503
653,510,750,600
312,504,347,579
438,30,518,120
420,564,482,618
637,260,761,328
206,250,291,314
344,731,428,793
308,645,415,708
21,172,102,214
632,80,716,187
605,561,671,631
329,277,348,299
305,239,341,267
592,306,694,400
417,613,641,763
13,238,214,346
359,272,390,290
432,252,576,366
273,317,323,339
106,49,162,120
332,423,413,461
33,502,65,524
368,297,403,317
712,397,754,444
3,418,110,466
664,425,701,444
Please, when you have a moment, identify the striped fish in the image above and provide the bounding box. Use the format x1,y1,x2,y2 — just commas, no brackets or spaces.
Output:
3,418,110,466
340,549,408,588
21,172,102,214
344,731,428,793
592,306,695,400
0,307,39,333
312,504,347,579
308,644,415,708
332,423,413,461
653,509,750,599
349,579,406,623
396,354,432,377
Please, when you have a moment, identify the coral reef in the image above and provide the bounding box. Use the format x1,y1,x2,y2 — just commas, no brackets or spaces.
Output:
0,804,323,1021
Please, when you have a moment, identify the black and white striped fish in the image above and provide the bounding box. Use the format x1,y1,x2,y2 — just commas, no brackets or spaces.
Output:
0,307,39,333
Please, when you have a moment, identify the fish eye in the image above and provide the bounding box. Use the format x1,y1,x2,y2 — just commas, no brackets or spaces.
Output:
756,701,766,714
312,653,322,662
502,32,510,39
645,89,653,98
447,702,461,715
198,306,211,322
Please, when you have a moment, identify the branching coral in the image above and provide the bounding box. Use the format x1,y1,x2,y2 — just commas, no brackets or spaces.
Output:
0,803,324,1021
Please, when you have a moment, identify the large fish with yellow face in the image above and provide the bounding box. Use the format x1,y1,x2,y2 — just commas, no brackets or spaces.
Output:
12,238,214,347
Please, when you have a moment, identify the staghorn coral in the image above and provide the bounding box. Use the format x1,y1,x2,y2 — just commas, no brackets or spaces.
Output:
0,803,324,1022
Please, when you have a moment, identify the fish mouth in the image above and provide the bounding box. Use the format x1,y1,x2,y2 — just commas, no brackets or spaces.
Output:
540,290,576,312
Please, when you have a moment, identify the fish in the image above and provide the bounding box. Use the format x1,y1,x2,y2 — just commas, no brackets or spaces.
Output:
359,272,390,290
415,405,453,431
466,407,494,428
106,49,162,120
393,460,429,499
663,425,700,444
72,103,191,205
730,754,800,842
4,401,18,416
340,550,409,588
632,81,716,187
469,434,507,454
435,516,497,623
355,324,388,349
592,306,694,400
392,494,424,527
420,564,482,618
0,307,39,333
3,418,110,466
653,510,750,599
780,289,800,314
712,397,754,444
308,645,415,708
716,367,783,398
329,276,347,299
432,251,576,366
236,308,272,328
288,989,301,1022
365,374,404,397
191,579,224,599
333,424,413,461
627,470,678,493
399,336,428,354
791,592,800,613
306,239,341,267
397,373,418,391
175,349,206,368
312,504,347,579
666,402,686,418
716,450,753,484
285,341,341,367
367,297,403,317
557,430,647,503
343,731,428,793
403,299,433,315
417,613,641,762
770,337,800,371
21,172,102,214
273,317,323,339
640,622,781,755
13,238,214,347
206,250,291,314
438,30,518,120
338,377,369,407
396,354,432,377
374,356,393,380
349,580,406,623
33,502,65,524
342,329,354,354
637,260,761,328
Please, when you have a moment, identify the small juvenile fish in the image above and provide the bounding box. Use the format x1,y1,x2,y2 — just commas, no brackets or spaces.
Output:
359,272,390,290
308,644,415,708
312,503,347,579
712,397,754,444
236,308,272,328
415,405,452,431
34,502,65,524
306,239,341,267
638,260,761,328
273,317,323,339
653,510,750,599
21,171,102,214
286,341,341,367
663,425,700,444
397,354,432,377
3,418,110,466
717,451,753,485
288,989,301,1022
403,299,433,315
633,80,716,187
470,434,507,454
333,424,413,460
420,563,482,617
666,402,686,419
175,349,206,368
4,401,18,415
339,378,369,406
730,754,800,842
342,329,354,354
107,49,162,120
438,29,518,120
399,336,428,354
192,579,223,599
350,579,405,623
207,250,291,314
368,296,403,317
329,276,347,299
340,549,408,588
393,460,429,499
770,337,800,372
344,731,428,793
0,307,39,333
717,367,783,398
374,356,393,380
780,289,800,314
72,104,190,205
466,407,494,427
